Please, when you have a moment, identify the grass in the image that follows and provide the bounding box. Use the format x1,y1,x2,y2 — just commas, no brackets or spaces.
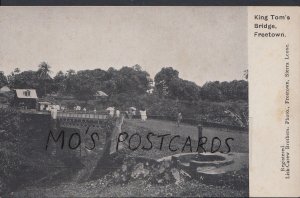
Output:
120,119,248,160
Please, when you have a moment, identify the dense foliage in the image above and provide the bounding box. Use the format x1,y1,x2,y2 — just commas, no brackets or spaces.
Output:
0,71,8,87
154,67,247,102
0,109,23,194
2,62,247,102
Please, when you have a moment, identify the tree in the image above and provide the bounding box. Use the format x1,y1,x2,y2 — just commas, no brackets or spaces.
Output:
171,79,201,101
116,66,151,95
37,62,51,78
154,67,179,98
63,69,76,94
154,67,179,84
154,67,201,101
202,80,248,102
66,69,75,76
201,81,225,102
8,70,39,91
53,71,66,93
62,70,98,101
13,68,20,74
37,62,52,96
0,71,8,87
7,68,21,87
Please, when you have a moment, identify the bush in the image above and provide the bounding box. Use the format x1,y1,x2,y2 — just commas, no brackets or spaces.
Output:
0,108,23,194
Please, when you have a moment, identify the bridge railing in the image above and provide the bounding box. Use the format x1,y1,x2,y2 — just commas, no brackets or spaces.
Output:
57,111,108,120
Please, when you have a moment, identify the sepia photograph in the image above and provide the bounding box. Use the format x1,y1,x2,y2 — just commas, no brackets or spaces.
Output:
0,7,249,197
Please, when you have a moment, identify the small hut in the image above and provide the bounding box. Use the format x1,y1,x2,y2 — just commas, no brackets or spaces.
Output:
94,91,108,100
13,89,38,109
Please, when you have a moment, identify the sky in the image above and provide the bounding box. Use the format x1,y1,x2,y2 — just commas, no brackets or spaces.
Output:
0,7,247,86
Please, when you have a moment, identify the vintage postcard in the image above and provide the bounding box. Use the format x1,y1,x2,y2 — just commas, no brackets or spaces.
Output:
0,6,299,197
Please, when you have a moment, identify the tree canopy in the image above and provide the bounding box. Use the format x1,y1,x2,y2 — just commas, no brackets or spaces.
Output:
3,64,247,102
0,71,8,87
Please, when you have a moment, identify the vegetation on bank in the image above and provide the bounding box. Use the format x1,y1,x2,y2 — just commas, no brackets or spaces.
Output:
0,109,55,194
0,62,248,103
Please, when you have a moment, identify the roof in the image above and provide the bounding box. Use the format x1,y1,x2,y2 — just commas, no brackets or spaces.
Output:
0,86,11,93
15,89,38,99
94,91,108,97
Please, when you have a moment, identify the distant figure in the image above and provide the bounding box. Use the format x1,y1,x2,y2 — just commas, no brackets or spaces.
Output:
83,107,87,112
115,109,120,118
140,110,147,121
129,107,137,115
51,108,58,119
106,107,115,117
128,110,133,119
76,106,81,111
177,112,182,127
93,108,97,114
54,105,60,111
109,110,114,117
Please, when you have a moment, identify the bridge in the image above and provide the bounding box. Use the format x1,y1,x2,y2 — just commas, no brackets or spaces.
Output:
20,109,109,128
56,111,108,128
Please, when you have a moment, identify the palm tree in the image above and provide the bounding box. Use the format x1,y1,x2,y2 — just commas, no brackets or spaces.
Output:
37,62,51,79
37,62,52,96
14,68,20,74
66,69,75,77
